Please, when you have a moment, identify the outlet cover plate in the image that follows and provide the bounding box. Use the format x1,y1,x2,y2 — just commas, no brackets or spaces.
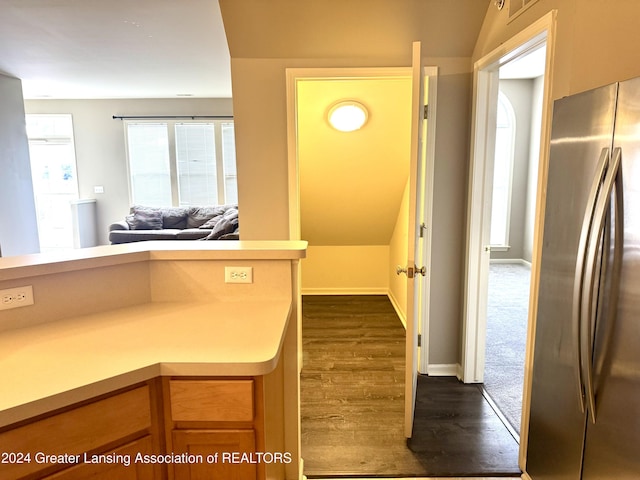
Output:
0,285,34,311
224,266,253,284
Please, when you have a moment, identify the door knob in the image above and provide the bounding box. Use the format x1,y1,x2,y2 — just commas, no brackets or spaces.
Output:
396,265,426,278
396,265,411,276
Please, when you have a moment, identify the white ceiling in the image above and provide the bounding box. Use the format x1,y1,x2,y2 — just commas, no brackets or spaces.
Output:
499,46,547,79
0,0,232,99
1,0,493,100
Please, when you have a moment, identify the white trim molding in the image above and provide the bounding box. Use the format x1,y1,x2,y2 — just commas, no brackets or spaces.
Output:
426,364,462,379
301,287,388,296
387,289,407,329
462,10,557,384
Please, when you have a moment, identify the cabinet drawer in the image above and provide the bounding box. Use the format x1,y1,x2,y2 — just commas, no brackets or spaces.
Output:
169,380,254,422
43,436,159,480
0,385,152,480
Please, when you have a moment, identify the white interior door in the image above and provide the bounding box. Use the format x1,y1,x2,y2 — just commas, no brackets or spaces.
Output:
403,40,426,438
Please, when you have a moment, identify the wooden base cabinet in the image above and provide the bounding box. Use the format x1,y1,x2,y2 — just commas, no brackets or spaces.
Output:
165,378,265,480
0,377,268,480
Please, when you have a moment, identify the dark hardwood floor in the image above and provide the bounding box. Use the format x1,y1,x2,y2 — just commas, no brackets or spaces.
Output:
300,295,521,478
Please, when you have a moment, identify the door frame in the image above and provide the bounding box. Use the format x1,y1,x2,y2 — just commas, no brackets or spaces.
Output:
285,66,437,376
417,65,438,375
461,9,557,469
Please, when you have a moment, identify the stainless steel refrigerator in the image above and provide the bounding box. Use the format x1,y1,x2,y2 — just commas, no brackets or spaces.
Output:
527,76,640,479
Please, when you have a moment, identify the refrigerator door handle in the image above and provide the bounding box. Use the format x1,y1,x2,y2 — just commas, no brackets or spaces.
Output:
572,147,610,413
581,146,623,424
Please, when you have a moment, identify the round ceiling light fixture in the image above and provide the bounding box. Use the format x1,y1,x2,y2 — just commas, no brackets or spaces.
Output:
328,101,369,132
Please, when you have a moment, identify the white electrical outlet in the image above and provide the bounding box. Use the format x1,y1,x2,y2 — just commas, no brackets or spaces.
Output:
0,285,34,311
224,266,253,284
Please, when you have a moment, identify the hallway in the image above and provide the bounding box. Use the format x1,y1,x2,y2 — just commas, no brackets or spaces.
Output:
300,295,520,478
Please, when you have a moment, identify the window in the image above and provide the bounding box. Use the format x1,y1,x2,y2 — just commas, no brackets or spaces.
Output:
125,120,237,207
490,92,516,249
26,114,79,252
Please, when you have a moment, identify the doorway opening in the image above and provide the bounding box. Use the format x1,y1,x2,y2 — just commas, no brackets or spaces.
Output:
286,61,436,476
462,10,557,464
26,114,79,252
484,45,547,437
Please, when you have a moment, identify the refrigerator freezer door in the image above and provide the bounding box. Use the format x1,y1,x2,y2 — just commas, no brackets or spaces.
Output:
581,76,640,479
526,83,617,480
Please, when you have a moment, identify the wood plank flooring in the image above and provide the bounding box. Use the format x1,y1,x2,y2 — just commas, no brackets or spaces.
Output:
301,295,521,478
301,295,409,476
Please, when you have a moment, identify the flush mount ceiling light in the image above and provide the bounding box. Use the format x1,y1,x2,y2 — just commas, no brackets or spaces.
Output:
328,101,369,132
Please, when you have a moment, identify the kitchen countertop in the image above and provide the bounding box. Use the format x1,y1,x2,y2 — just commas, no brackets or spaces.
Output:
0,241,306,428
0,240,308,282
0,298,292,427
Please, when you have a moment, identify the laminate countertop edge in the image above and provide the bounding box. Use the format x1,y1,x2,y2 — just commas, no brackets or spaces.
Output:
0,299,292,427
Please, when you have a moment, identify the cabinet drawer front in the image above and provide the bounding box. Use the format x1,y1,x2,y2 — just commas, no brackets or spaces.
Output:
0,385,152,480
169,380,254,422
43,436,159,480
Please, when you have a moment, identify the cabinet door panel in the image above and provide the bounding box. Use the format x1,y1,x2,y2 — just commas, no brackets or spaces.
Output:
172,429,257,480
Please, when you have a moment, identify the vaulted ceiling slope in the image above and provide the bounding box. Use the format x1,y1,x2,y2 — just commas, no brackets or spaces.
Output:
219,0,490,60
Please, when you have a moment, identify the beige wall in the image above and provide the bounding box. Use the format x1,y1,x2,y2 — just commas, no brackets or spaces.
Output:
220,1,488,368
24,98,233,245
423,58,473,366
301,246,389,295
470,2,640,370
473,0,640,99
230,55,473,367
388,180,410,323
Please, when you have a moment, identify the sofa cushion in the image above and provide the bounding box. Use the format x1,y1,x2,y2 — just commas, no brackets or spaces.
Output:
162,207,189,229
130,206,163,230
109,229,181,244
175,228,212,240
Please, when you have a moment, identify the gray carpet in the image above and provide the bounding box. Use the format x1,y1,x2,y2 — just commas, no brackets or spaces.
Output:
484,262,531,435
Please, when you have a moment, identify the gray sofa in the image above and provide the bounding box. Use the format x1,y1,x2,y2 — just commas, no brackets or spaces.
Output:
109,205,239,244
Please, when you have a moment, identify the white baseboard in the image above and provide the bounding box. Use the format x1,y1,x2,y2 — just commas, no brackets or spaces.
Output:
301,288,409,331
490,258,532,267
386,290,407,329
426,363,462,378
301,287,388,296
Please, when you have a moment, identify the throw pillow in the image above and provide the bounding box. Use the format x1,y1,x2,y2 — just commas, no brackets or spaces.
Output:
187,206,223,228
198,214,224,229
205,208,239,240
131,206,163,230
162,207,189,229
